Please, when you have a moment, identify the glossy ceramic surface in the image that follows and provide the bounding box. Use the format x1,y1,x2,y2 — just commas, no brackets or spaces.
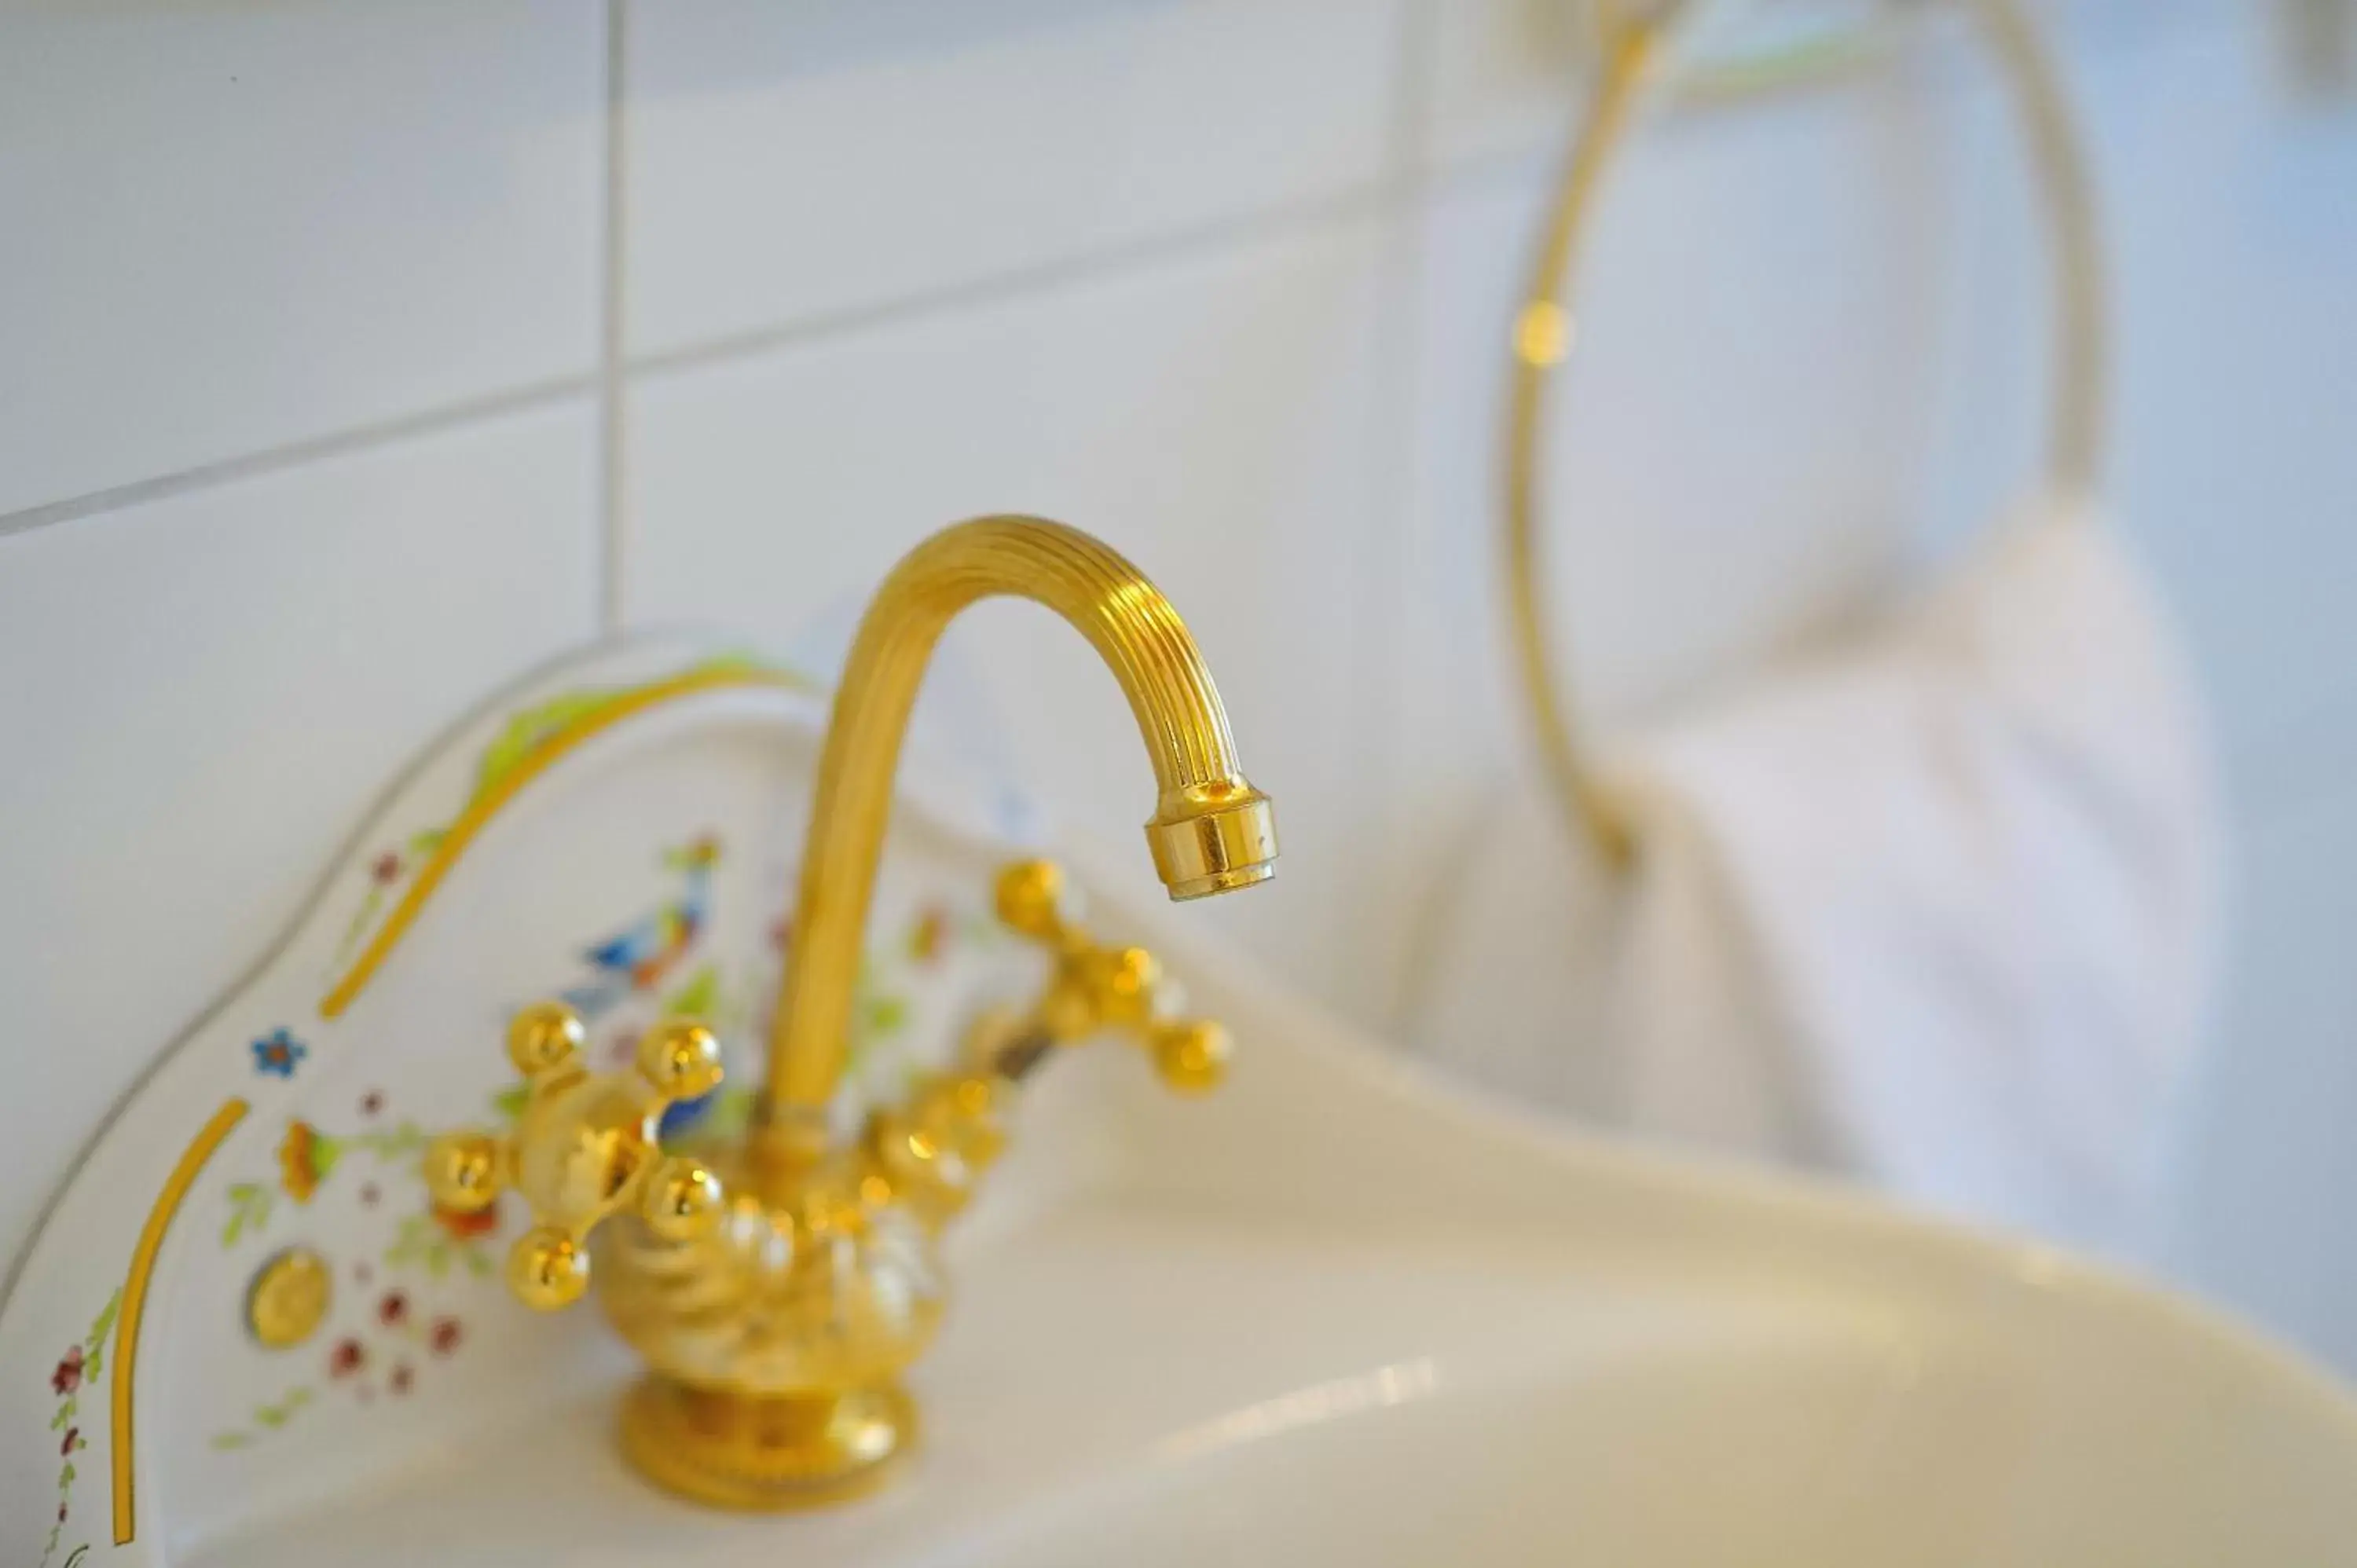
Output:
9,643,2352,1566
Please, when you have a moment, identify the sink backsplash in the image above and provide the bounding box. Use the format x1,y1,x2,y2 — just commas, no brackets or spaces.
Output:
0,642,1070,1557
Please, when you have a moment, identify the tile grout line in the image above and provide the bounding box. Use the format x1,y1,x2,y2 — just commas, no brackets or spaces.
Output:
0,375,596,543
596,0,631,634
624,139,1574,390
620,178,1401,386
0,145,1552,549
8,13,2080,551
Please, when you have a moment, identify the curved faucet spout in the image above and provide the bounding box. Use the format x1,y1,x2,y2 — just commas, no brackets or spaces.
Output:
753,517,1276,1187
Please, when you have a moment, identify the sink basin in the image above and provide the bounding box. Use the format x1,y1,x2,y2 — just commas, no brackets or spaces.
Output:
8,641,2350,1565
182,1179,2357,1566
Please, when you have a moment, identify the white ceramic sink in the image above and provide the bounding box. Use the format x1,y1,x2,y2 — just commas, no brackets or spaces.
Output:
9,645,2350,1565
185,900,2357,1566
185,1178,2357,1566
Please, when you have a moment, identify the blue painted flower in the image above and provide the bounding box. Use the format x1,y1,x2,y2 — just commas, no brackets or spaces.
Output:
251,1028,308,1079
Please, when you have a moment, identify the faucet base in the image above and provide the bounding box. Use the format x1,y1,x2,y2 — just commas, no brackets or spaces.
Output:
619,1376,917,1511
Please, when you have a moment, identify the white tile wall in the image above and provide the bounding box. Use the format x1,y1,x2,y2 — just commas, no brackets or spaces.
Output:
623,0,1409,356
0,401,599,1269
2097,10,2357,779
0,2,607,518
2165,780,2357,1371
1420,0,1594,176
3,0,2355,1376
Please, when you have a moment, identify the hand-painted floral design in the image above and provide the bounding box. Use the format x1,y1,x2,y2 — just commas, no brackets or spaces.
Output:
326,655,805,975
199,815,1007,1476
908,903,951,965
385,1196,501,1279
221,1182,273,1247
41,1291,118,1568
333,826,448,966
277,1119,331,1203
213,1291,478,1449
222,1113,428,1245
537,845,748,1148
837,900,988,1106
434,1201,498,1241
207,1385,314,1452
251,1028,307,1079
556,837,721,1023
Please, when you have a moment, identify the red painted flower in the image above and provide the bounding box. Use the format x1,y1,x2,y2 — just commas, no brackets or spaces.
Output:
378,1289,409,1328
429,1317,464,1357
328,1337,366,1379
277,1120,339,1203
372,852,402,885
61,1427,80,1455
50,1346,83,1396
909,904,950,965
433,1196,500,1240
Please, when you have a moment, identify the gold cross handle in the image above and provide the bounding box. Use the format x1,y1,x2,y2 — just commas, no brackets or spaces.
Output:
988,858,1231,1093
425,1002,728,1310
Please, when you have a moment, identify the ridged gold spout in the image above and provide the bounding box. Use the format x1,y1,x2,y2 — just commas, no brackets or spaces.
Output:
753,517,1276,1186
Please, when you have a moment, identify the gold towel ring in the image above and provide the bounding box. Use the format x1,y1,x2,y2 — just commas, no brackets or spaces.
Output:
1504,0,2107,868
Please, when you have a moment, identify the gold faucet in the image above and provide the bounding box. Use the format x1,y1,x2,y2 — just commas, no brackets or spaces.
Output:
425,518,1276,1509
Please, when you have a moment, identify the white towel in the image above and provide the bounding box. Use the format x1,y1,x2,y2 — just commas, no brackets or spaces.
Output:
1408,492,2220,1252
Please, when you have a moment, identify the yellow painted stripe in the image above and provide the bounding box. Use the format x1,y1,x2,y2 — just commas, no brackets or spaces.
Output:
114,1097,250,1544
319,666,807,1019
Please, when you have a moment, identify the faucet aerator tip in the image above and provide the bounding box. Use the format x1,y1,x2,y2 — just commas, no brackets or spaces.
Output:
1165,861,1277,901
1146,789,1277,902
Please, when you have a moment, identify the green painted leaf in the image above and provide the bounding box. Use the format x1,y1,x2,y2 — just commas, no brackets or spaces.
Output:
472,688,619,797
222,1185,273,1250
86,1289,119,1346
357,1122,428,1161
662,963,720,1019
865,994,909,1036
